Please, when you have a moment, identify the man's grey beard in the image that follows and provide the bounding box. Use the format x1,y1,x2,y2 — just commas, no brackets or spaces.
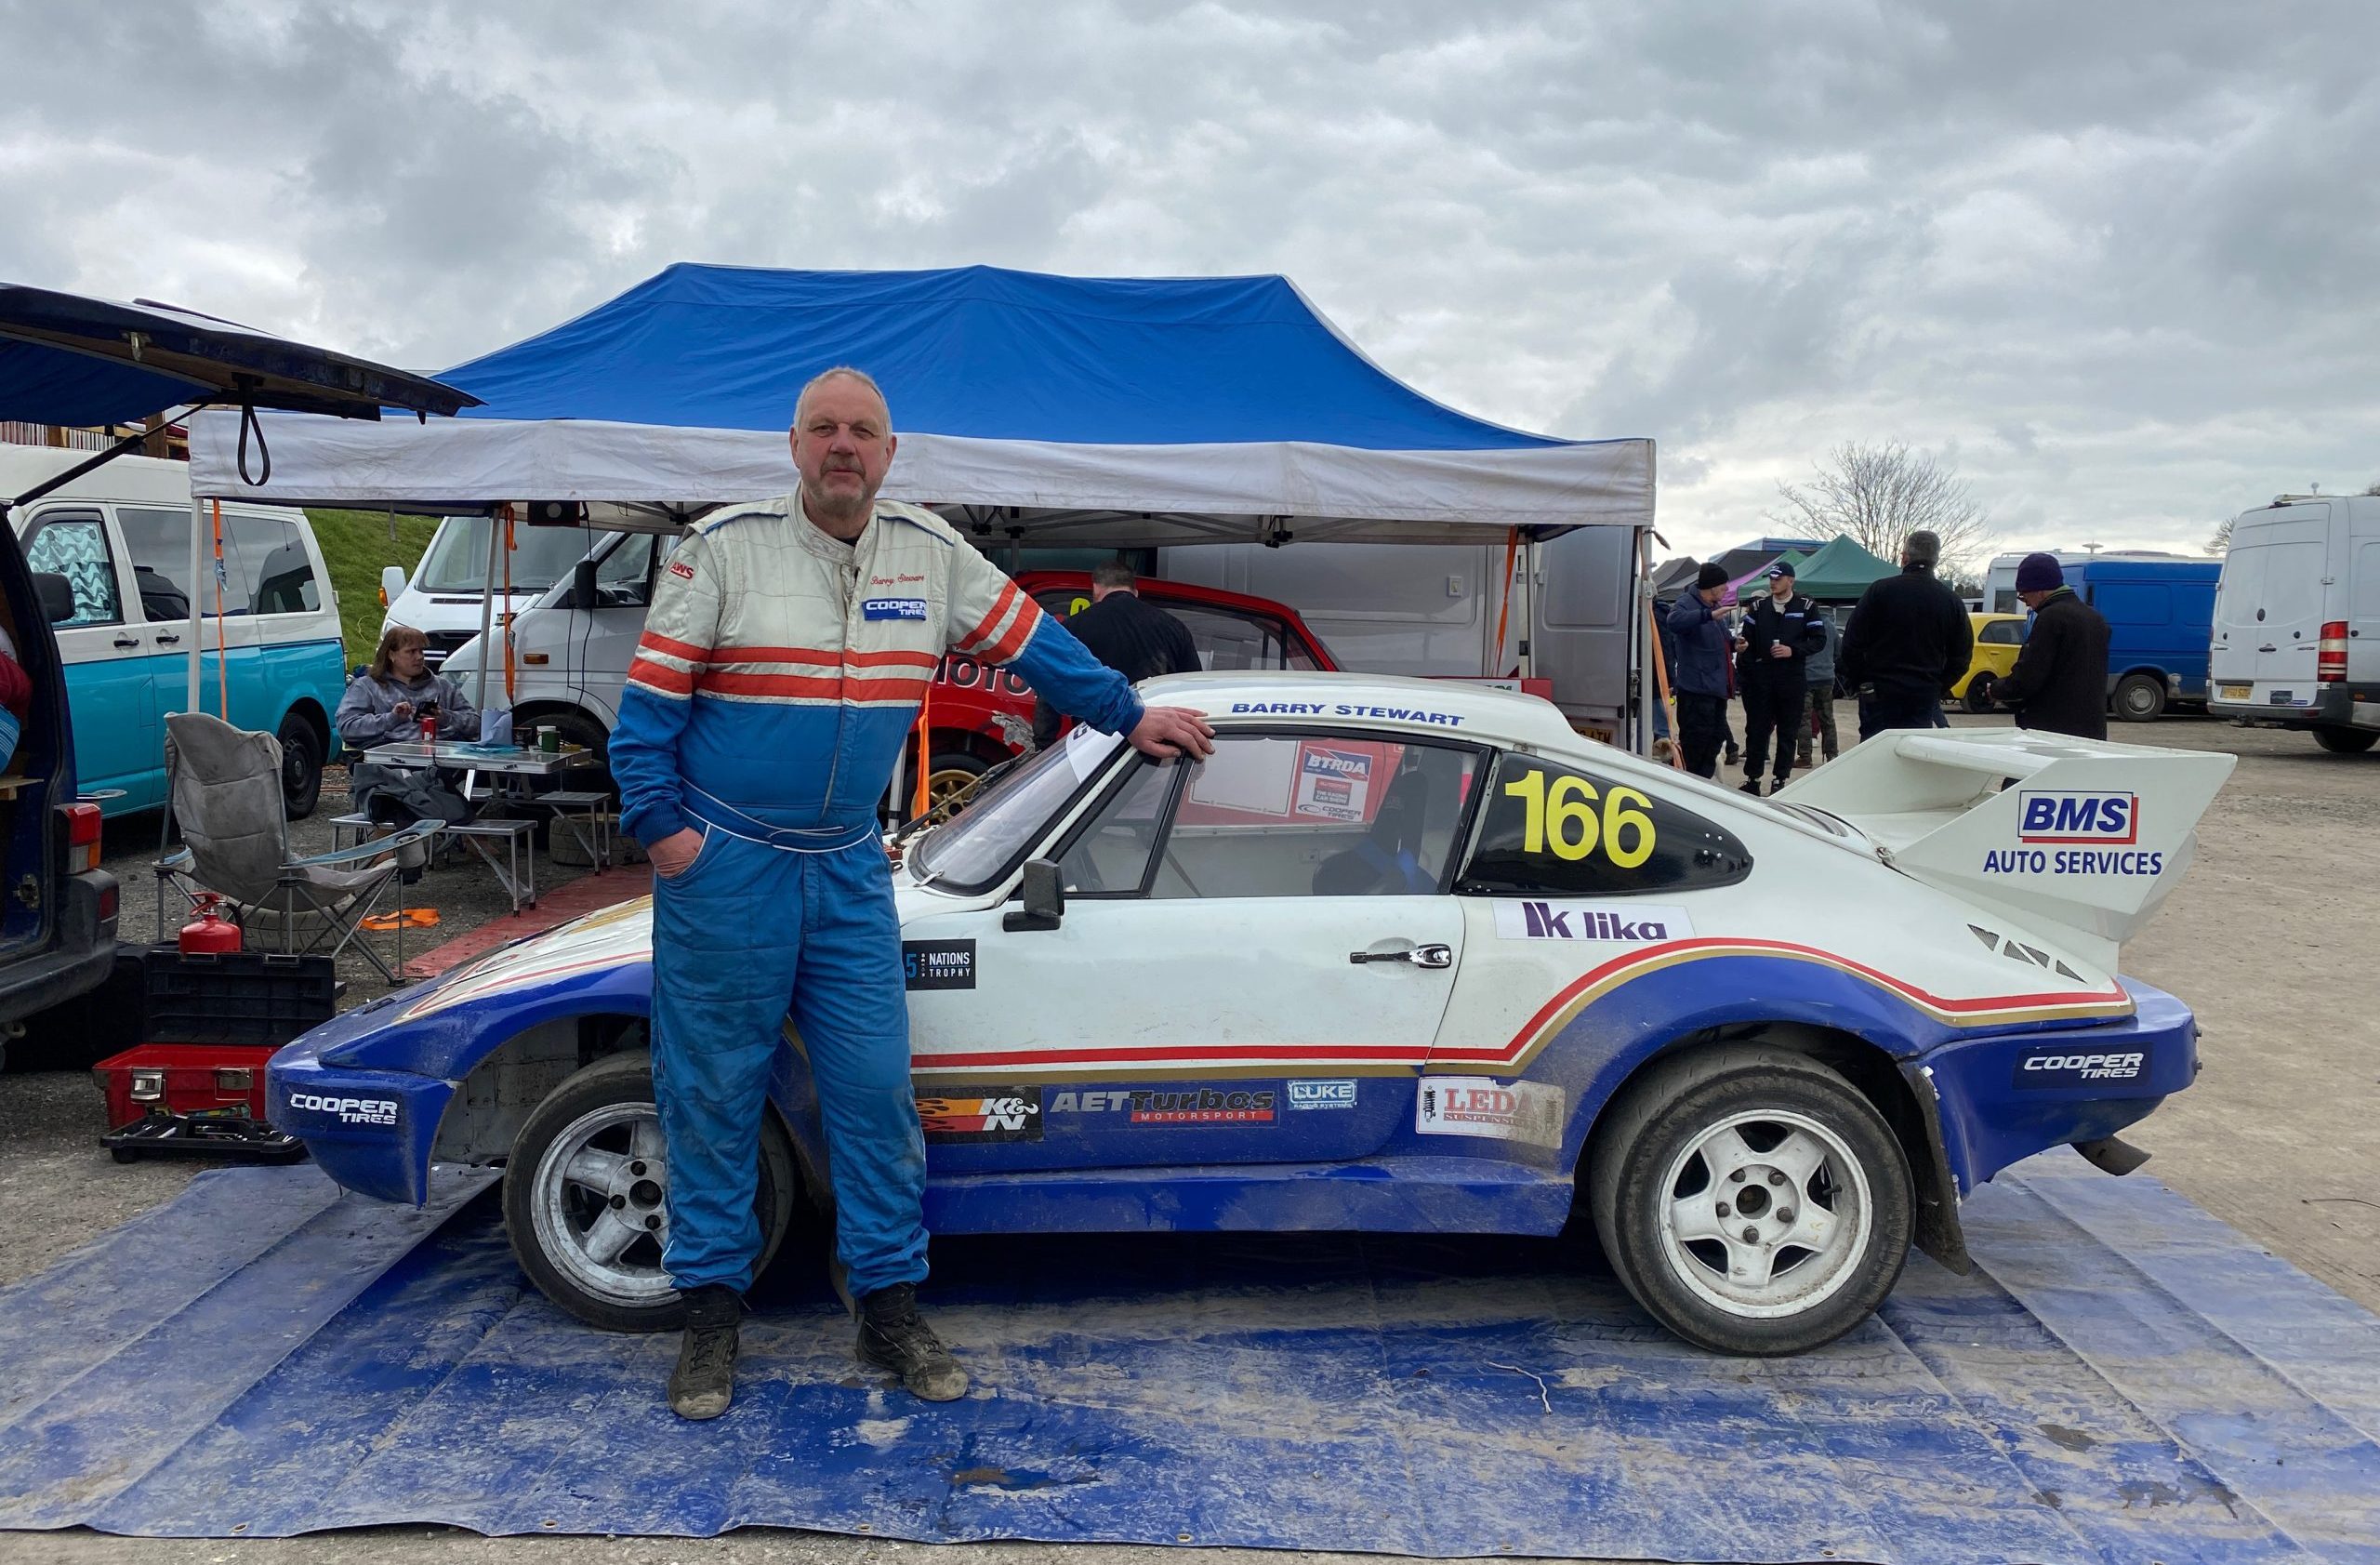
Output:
801,473,877,530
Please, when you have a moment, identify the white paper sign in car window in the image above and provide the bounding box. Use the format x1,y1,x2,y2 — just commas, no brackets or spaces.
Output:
1416,1077,1565,1149
1491,900,1695,944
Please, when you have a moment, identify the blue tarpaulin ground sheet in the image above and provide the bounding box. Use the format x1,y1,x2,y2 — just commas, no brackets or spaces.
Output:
1,1152,2374,1561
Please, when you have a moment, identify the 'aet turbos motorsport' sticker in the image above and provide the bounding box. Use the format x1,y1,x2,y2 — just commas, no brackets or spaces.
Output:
902,940,976,990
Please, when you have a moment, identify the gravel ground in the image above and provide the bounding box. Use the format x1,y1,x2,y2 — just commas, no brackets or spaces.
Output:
1,709,2373,1564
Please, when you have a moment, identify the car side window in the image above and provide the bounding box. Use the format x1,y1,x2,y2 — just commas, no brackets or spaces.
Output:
1170,603,1289,670
25,515,124,627
1459,753,1752,896
1054,756,1179,895
1980,620,2023,646
1098,733,1480,899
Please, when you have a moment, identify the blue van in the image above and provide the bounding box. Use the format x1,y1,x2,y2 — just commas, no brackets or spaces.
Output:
0,448,347,817
2070,557,2221,722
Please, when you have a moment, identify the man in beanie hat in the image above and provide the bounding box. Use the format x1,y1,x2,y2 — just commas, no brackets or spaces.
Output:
1837,528,1973,739
1991,552,2110,739
1733,560,1826,795
1663,561,1736,777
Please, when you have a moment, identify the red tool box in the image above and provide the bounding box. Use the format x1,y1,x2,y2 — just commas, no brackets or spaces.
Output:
93,944,338,1162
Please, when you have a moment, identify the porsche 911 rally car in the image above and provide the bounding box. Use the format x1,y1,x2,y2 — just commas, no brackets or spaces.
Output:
269,672,2233,1355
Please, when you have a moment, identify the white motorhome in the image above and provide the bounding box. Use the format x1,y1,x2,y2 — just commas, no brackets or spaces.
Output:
1979,550,2198,616
2207,494,2380,753
380,515,612,670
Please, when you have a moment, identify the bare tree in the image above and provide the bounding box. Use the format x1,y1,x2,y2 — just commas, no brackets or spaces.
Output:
2206,515,2233,556
2364,478,2380,496
1767,441,1993,576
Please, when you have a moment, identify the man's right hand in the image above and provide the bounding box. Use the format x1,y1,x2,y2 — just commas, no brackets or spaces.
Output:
649,827,706,879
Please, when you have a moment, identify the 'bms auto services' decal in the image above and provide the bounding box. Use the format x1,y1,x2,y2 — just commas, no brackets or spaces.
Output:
1416,1078,1564,1148
916,1092,1042,1142
1493,900,1694,943
1983,792,2163,878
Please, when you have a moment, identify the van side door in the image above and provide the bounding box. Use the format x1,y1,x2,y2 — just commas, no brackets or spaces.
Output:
20,508,155,803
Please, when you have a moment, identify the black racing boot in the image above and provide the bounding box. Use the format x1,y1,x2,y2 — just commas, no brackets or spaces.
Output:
1739,776,1763,797
857,1283,969,1402
668,1284,741,1421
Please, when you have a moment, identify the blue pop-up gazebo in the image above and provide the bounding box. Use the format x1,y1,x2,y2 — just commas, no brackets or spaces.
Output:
188,264,1651,547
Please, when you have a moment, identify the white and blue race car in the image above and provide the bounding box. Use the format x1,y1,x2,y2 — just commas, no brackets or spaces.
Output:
269,673,2233,1354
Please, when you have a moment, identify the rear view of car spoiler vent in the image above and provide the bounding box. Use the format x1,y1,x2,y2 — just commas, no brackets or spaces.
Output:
1772,730,2234,966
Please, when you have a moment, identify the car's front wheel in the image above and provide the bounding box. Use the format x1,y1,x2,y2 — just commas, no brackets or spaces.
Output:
1961,674,1996,715
1589,1045,1913,1355
501,1050,800,1333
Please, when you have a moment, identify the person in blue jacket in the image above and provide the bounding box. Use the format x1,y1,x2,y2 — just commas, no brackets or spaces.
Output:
1664,562,1734,777
608,367,1216,1421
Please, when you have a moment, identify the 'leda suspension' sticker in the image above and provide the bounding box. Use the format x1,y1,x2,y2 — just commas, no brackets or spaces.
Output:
1416,1077,1564,1149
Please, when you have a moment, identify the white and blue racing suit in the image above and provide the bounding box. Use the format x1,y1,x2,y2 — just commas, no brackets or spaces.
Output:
608,496,1144,1297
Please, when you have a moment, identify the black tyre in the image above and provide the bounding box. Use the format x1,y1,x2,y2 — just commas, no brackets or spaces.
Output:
1588,1044,1913,1355
2112,673,2166,723
500,1049,800,1333
2313,725,2379,755
1961,675,1996,715
277,714,324,819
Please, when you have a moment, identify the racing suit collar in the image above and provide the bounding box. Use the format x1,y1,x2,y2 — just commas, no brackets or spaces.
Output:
791,493,871,564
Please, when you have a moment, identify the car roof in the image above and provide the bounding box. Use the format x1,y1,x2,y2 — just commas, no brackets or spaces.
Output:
1135,670,1586,750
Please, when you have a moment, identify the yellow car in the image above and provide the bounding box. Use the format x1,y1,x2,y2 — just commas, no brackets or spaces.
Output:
1954,613,2030,712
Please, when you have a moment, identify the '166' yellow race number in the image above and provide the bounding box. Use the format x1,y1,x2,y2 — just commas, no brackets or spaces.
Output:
1501,769,1656,869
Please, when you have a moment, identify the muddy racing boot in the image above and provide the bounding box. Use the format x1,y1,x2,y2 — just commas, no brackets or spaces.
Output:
857,1283,969,1401
668,1284,741,1421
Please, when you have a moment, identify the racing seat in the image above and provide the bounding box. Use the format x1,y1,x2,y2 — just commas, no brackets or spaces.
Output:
152,712,440,984
1312,763,1437,896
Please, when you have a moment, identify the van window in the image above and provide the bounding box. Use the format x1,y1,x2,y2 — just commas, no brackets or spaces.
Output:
114,506,195,622
24,516,124,627
595,533,657,604
2357,542,2380,621
416,517,594,594
228,511,321,615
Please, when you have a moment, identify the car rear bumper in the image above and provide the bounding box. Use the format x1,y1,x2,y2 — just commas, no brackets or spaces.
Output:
0,869,118,1030
1915,978,2196,1195
2209,681,2380,729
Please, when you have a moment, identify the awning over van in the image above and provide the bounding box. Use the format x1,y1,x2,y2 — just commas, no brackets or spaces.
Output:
187,264,1652,546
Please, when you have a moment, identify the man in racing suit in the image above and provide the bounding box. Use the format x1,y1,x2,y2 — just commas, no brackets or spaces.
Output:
609,367,1216,1420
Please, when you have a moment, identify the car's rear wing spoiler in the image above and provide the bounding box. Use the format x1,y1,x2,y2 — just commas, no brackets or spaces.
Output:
1772,729,2234,966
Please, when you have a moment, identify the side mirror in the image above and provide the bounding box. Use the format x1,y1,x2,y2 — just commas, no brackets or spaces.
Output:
1002,857,1064,933
380,564,407,602
570,558,600,610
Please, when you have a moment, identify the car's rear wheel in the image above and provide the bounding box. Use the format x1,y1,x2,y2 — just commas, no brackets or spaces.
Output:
501,1050,799,1333
1589,1045,1912,1355
2113,673,2166,723
2313,725,2379,755
1961,674,1996,715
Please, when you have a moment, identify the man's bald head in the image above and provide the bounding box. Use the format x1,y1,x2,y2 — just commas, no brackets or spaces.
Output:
793,365,892,433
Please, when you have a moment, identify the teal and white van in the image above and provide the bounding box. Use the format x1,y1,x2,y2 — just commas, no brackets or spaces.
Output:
0,447,348,818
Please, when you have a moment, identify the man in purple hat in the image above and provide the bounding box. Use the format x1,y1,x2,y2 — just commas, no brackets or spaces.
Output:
1990,552,2110,739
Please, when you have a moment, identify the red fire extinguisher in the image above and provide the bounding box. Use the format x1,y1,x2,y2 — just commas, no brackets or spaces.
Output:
179,894,242,955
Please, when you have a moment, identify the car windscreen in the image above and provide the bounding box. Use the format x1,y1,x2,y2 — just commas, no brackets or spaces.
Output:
909,725,1122,892
414,516,599,594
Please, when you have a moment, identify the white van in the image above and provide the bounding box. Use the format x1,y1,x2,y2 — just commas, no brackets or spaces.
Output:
381,515,613,670
0,447,349,816
2208,494,2380,753
439,526,666,752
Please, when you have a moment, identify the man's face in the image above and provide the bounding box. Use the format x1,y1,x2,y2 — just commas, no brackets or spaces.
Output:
2019,589,2050,611
1768,575,1793,602
790,377,896,521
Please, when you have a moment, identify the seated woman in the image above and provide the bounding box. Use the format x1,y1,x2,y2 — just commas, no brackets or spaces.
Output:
337,625,483,825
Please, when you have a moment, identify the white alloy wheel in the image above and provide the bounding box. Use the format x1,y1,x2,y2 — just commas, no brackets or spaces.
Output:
1655,1108,1872,1320
529,1101,676,1312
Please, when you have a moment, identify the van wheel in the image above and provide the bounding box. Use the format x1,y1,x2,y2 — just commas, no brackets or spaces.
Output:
2314,726,2379,755
277,716,324,819
1961,675,1996,715
2112,674,2166,722
501,1050,800,1333
1589,1045,1913,1355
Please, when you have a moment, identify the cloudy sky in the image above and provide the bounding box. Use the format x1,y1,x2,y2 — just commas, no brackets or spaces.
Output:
7,0,2378,562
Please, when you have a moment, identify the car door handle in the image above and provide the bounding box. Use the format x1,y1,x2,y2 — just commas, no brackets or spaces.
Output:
112,635,140,649
153,632,180,645
1350,942,1454,969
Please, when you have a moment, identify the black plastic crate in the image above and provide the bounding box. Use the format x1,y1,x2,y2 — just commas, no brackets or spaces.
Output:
140,946,338,1048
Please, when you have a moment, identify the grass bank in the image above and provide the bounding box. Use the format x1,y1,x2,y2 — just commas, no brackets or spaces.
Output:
309,508,441,665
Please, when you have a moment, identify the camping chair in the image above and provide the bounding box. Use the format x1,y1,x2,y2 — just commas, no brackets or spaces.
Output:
152,711,440,985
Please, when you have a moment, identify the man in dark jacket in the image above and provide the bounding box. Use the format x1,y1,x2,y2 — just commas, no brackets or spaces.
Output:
1734,562,1827,795
1836,529,1973,740
1663,562,1735,778
1032,559,1204,747
1992,553,2110,739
